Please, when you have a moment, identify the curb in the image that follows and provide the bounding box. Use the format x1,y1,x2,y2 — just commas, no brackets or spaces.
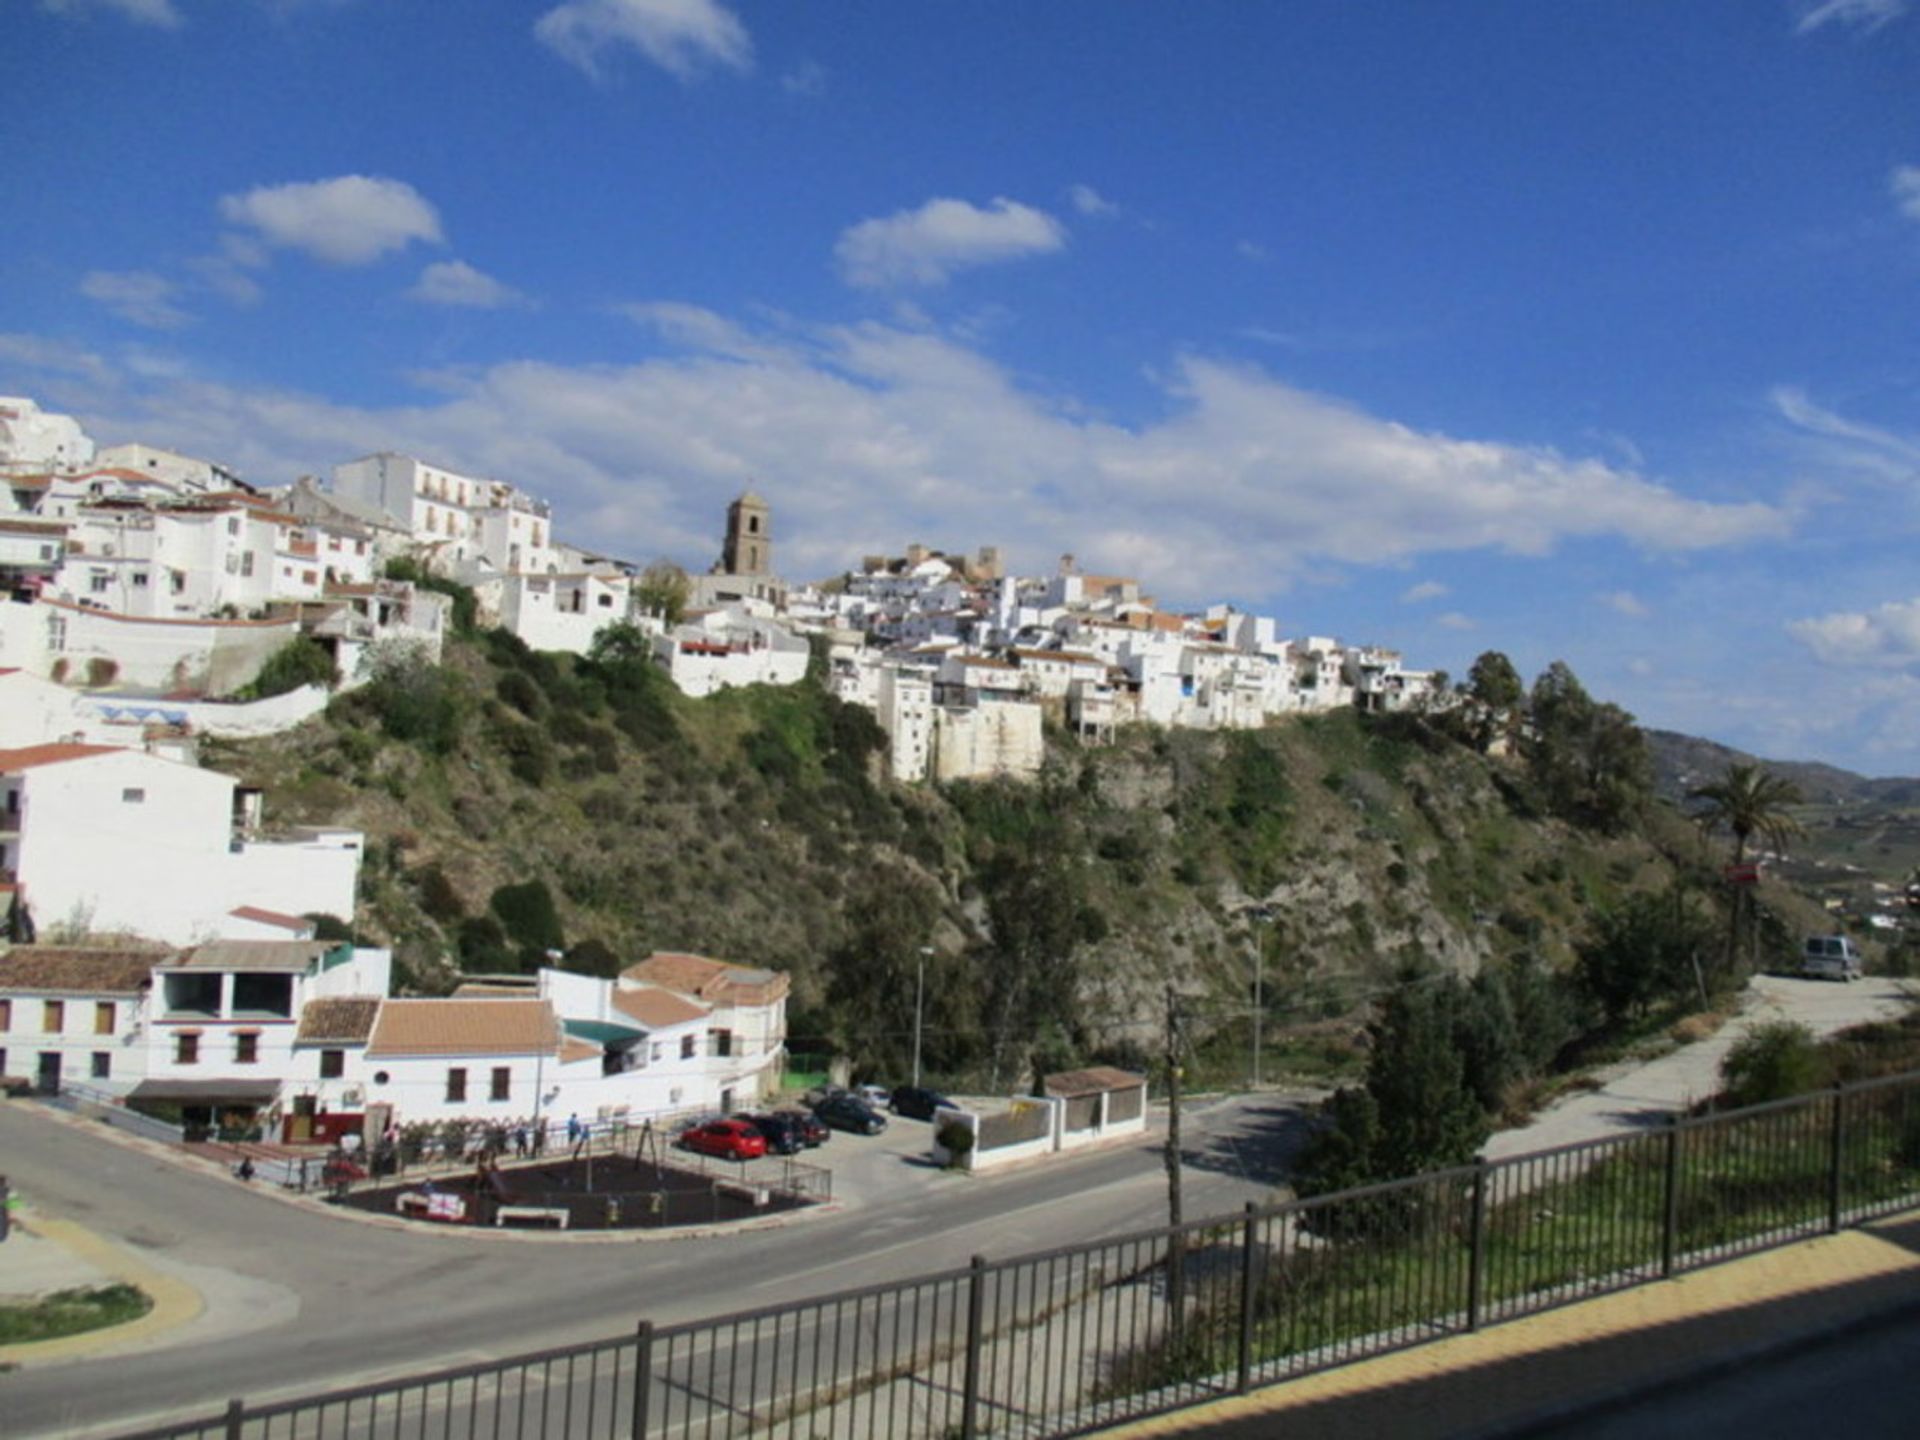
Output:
0,1211,205,1368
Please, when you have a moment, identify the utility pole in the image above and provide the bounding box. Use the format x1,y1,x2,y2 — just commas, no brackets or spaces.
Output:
912,946,932,1088
1163,983,1187,1337
1245,905,1274,1090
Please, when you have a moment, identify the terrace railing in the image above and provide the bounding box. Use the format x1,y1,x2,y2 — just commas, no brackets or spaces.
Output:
107,1069,1920,1440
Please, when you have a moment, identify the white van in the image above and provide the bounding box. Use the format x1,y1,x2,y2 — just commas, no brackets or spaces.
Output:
1800,935,1864,982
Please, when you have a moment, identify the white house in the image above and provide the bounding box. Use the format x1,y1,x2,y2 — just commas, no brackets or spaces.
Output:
497,571,633,656
0,397,94,476
0,945,159,1093
0,743,361,944
331,453,554,579
652,608,810,698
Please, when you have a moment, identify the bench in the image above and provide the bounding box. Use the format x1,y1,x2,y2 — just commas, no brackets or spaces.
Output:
495,1204,570,1230
714,1181,770,1207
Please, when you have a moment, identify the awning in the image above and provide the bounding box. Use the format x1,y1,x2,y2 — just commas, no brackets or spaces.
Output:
562,1019,644,1046
127,1078,283,1105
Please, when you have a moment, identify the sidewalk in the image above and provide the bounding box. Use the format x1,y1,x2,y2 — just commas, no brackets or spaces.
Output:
0,1202,205,1368
1095,1208,1920,1439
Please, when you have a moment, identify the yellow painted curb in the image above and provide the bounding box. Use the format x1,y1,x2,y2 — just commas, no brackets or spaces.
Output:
0,1214,204,1367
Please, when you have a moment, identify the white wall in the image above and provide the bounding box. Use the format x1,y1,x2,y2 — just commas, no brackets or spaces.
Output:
0,989,147,1091
8,751,362,943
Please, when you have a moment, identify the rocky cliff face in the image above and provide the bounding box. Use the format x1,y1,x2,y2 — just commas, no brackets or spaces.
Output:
204,634,1714,1085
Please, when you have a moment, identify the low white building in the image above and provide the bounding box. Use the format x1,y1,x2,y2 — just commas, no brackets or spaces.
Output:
0,945,159,1093
652,608,810,698
0,397,94,476
497,571,633,655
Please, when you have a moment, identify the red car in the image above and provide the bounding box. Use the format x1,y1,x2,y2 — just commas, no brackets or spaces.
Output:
678,1118,768,1161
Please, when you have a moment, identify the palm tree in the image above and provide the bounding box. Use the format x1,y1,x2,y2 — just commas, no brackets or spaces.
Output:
1688,763,1804,974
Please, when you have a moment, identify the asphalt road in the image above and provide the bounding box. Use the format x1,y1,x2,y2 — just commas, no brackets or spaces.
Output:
0,1090,1313,1438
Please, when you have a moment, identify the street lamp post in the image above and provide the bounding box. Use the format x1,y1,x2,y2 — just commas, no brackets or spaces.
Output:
1244,906,1274,1089
912,946,933,1088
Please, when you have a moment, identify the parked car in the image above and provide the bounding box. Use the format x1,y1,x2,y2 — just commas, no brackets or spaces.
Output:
854,1083,893,1112
679,1117,769,1161
776,1109,830,1147
889,1086,954,1122
812,1093,888,1135
1800,935,1864,982
736,1112,806,1156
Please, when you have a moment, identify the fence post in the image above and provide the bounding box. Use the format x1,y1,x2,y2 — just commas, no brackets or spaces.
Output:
961,1255,987,1440
1828,1081,1847,1235
630,1320,653,1440
1661,1114,1682,1278
224,1397,245,1440
1237,1202,1258,1393
1466,1157,1489,1332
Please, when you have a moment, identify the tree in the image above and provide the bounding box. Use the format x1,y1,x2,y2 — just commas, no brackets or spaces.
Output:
249,637,338,698
1525,662,1651,831
1576,883,1718,1023
634,561,691,626
1688,762,1804,974
1296,976,1493,1197
1465,651,1524,751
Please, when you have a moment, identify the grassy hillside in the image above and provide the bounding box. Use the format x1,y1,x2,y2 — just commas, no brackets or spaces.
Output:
200,630,1836,1091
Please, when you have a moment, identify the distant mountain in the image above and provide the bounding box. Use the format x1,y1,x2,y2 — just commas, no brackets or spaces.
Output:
1645,730,1920,809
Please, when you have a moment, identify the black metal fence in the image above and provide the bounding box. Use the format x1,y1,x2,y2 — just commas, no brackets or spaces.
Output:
109,1071,1920,1440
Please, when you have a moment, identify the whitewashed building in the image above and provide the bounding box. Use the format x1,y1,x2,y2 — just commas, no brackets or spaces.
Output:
0,743,361,944
0,397,94,476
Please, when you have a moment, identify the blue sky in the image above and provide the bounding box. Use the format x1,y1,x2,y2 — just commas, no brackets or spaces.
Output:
5,1,1920,773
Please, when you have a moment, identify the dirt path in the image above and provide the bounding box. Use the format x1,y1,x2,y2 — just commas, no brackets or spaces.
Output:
1485,972,1916,1161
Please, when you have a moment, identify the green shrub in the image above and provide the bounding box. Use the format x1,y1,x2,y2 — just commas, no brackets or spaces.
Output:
496,668,546,719
1720,1021,1829,1108
490,879,564,956
249,637,338,698
414,864,465,923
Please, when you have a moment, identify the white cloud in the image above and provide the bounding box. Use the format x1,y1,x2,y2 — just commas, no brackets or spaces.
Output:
0,312,1786,604
1237,240,1271,263
1788,599,1920,666
1600,590,1651,618
1771,385,1920,484
1401,580,1448,603
535,0,751,81
407,261,529,310
1068,184,1119,218
40,0,180,26
219,176,443,266
1796,0,1908,34
1892,164,1920,222
1436,612,1476,631
835,197,1068,289
79,270,192,330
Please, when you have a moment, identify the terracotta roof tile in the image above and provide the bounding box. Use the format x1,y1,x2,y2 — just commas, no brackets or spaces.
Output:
0,946,167,995
619,951,788,1007
228,906,314,934
365,998,559,1058
296,997,381,1045
611,987,710,1029
0,743,119,773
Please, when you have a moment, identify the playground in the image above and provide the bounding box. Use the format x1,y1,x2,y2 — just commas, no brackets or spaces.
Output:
337,1131,829,1231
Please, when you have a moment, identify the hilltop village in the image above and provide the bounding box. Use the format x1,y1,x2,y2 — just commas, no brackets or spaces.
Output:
0,393,1440,1139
